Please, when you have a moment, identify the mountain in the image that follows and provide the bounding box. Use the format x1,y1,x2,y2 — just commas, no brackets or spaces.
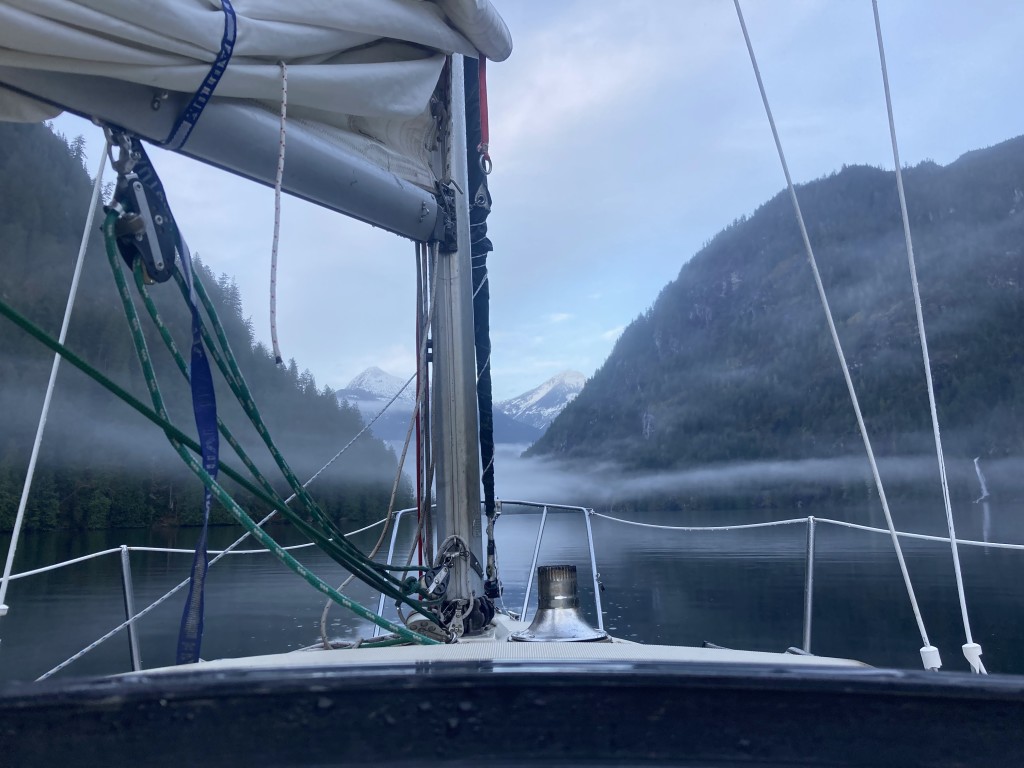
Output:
497,371,586,431
0,122,406,532
529,136,1024,479
338,367,542,445
340,367,415,403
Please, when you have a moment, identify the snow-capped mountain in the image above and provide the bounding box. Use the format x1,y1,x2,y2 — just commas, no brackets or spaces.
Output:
496,371,585,431
337,367,542,445
340,366,415,403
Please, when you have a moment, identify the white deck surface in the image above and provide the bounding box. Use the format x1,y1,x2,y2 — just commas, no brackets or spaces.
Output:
137,616,866,676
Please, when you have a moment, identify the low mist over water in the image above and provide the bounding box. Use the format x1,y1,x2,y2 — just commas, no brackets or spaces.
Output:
493,445,1021,529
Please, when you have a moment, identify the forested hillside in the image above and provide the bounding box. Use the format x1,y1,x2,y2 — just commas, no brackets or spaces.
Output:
532,136,1024,487
0,122,405,531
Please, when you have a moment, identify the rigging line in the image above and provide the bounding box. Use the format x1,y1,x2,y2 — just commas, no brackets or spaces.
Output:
415,242,426,567
472,272,488,299
420,243,439,567
116,214,430,603
104,225,437,646
308,372,416,499
182,269,400,579
0,287,398,590
871,0,983,674
148,264,414,510
34,510,400,681
270,60,288,365
732,0,938,670
319,394,419,647
592,511,808,532
320,243,441,642
0,136,110,618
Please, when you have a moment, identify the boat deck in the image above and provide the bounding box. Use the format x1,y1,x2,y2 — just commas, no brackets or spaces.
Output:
135,615,866,676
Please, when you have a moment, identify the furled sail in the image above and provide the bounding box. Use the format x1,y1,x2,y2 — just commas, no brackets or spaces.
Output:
0,0,511,239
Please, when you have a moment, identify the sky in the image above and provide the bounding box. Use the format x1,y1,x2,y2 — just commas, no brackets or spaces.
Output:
52,0,1024,401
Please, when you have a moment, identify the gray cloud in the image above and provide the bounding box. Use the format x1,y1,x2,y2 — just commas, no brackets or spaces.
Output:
51,1,1024,401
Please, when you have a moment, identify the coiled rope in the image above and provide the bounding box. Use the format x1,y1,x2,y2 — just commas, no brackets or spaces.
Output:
732,0,938,670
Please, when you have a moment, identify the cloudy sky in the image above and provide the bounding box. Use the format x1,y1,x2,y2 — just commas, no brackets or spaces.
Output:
54,1,1023,400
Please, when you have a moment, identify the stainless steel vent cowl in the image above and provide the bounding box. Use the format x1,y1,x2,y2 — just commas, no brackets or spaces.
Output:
510,565,609,642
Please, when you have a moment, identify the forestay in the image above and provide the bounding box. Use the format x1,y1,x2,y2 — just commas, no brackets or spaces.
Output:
0,0,511,239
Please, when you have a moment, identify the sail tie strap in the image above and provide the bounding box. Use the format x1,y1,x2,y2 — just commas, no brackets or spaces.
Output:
162,0,237,150
174,236,221,665
732,0,938,671
871,0,984,674
109,137,220,664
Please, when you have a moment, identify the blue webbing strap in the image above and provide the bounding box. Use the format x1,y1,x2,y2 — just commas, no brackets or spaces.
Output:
162,0,237,150
175,238,220,664
119,137,220,664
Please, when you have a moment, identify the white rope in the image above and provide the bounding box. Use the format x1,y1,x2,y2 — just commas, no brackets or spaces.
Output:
815,517,1024,551
319,241,440,643
472,272,488,299
476,352,490,384
269,60,288,364
35,384,411,680
319,401,417,646
6,548,123,582
6,522,389,581
35,513,390,681
0,137,110,618
591,511,1024,551
871,0,983,675
591,511,808,533
498,500,590,514
732,0,938,669
305,372,415,497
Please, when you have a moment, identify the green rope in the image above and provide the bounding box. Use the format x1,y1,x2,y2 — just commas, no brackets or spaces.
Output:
136,260,385,591
101,212,438,643
176,270,349,541
132,266,414,599
0,285,439,639
170,269,409,591
168,267,430,604
0,213,441,637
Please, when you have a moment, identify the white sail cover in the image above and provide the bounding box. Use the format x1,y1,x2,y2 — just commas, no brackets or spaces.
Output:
0,0,511,237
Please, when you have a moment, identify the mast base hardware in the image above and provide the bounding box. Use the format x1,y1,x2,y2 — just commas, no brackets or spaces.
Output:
432,182,458,253
463,595,495,635
484,578,502,599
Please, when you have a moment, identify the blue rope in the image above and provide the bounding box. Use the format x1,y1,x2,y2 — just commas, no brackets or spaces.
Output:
162,0,237,150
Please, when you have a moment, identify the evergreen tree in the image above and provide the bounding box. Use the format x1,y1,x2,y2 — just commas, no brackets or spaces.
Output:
0,122,409,532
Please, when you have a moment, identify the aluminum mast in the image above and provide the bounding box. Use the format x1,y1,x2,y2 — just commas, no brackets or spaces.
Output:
431,54,485,632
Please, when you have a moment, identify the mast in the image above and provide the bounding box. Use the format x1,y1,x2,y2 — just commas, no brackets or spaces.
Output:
431,54,486,633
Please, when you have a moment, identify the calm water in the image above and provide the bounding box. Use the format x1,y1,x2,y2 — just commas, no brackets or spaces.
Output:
1,499,1022,682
